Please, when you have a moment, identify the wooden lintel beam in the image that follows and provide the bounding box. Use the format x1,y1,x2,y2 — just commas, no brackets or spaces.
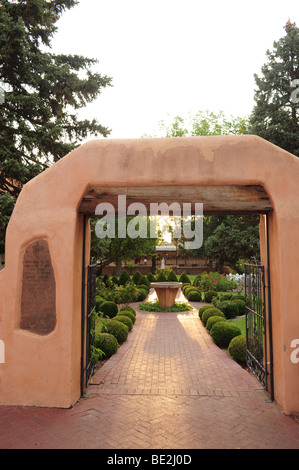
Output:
78,185,273,216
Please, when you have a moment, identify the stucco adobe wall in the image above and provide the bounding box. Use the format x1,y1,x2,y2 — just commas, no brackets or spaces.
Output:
0,135,298,412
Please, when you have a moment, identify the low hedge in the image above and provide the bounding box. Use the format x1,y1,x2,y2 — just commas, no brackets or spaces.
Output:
232,299,246,315
117,310,136,324
217,300,239,319
187,290,202,301
228,334,247,364
106,319,129,344
100,301,118,319
198,304,214,319
95,333,119,358
210,321,241,348
114,315,133,331
120,305,136,316
137,288,148,301
202,308,225,326
206,315,227,331
204,290,217,303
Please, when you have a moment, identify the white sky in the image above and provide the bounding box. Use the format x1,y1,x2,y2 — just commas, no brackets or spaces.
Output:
51,0,299,139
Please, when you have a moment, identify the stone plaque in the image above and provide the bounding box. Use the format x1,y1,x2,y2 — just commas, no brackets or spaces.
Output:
21,240,56,335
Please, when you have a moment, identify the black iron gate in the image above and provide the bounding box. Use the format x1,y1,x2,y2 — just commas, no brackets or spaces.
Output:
85,260,97,388
245,262,273,398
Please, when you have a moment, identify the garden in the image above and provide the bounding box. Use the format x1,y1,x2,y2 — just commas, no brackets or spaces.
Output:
91,268,247,371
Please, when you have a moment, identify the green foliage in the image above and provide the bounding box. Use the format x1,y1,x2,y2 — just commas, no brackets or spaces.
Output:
116,283,139,304
147,272,156,282
217,300,239,319
202,308,225,326
106,320,128,344
206,315,227,331
119,270,130,286
90,218,157,272
150,110,249,138
138,301,192,312
204,290,218,303
137,288,148,301
100,301,118,319
187,290,202,301
95,333,119,358
156,271,167,282
138,275,150,287
114,315,133,331
210,322,241,348
117,310,136,324
119,305,136,316
95,297,106,312
204,216,260,271
0,0,112,249
167,270,178,282
232,299,246,315
179,272,191,284
198,304,214,319
228,335,247,364
249,21,299,156
132,271,142,284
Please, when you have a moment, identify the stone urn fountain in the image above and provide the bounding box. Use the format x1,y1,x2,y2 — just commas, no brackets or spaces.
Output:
150,282,182,307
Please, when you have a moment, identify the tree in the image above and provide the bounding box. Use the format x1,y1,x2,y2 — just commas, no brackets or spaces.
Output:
90,218,158,276
249,21,299,156
144,110,249,138
204,216,260,272
0,0,112,252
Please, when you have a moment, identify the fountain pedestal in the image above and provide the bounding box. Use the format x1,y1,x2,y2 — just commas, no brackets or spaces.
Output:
150,282,182,307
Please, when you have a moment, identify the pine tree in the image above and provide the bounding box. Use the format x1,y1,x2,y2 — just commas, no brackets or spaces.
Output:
249,21,299,156
0,0,112,252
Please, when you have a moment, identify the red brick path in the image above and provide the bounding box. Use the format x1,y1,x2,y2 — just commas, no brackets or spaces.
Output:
0,300,298,449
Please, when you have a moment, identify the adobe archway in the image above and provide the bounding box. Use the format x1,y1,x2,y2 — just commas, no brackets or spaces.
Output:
0,135,298,414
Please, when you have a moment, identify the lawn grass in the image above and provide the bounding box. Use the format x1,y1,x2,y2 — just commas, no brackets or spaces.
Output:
229,315,246,335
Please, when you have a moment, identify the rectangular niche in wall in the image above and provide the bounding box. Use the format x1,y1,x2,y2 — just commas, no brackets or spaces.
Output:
20,239,56,335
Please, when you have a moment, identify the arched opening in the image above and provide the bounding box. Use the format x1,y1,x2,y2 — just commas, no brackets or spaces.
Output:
79,183,274,398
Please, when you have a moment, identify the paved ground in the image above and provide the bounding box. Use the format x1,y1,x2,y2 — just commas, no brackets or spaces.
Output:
0,295,298,450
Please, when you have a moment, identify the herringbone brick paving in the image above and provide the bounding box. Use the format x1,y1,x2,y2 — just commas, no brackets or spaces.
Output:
0,294,298,449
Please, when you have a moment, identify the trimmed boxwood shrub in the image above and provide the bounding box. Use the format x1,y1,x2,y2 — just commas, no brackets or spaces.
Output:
202,308,225,326
198,304,214,319
187,290,202,301
137,288,148,301
232,299,246,315
117,310,136,324
232,294,245,302
119,269,130,285
95,297,106,312
114,315,133,331
111,275,119,285
100,301,118,319
184,286,195,295
204,290,217,303
147,272,156,282
156,271,167,282
206,315,227,331
218,300,239,319
132,270,142,284
167,270,178,282
218,292,233,301
179,272,191,284
106,319,128,344
228,334,247,364
138,275,150,287
210,322,241,348
95,333,119,358
120,305,136,316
